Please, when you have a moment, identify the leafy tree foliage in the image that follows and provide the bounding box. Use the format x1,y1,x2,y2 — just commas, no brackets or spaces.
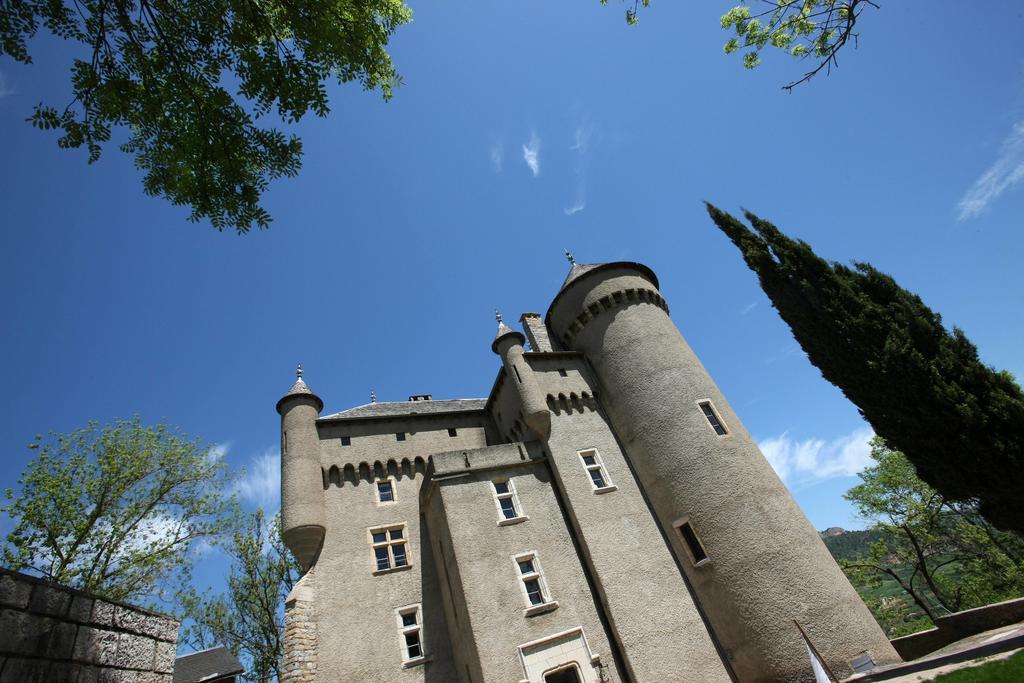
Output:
720,1,878,89
179,509,298,683
1,0,411,232
617,1,877,89
705,204,1024,533
1,417,233,603
841,439,1024,630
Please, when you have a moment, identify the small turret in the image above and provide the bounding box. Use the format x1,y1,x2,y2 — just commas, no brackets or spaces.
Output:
277,364,326,571
492,311,551,439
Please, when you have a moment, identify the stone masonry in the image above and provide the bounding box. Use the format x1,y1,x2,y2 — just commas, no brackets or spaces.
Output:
0,568,178,683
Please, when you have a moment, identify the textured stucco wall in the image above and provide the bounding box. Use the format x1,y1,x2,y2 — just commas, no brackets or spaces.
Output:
425,445,621,683
0,568,178,682
548,264,899,682
280,394,326,570
313,418,460,682
530,358,731,682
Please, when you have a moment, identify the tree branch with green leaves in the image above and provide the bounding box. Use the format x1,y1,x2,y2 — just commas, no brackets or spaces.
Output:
1,0,412,232
2,416,235,605
179,508,299,683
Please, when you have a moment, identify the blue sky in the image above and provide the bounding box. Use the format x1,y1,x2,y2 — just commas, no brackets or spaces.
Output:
1,1,1023,605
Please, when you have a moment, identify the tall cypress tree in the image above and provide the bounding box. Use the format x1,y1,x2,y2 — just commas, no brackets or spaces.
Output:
706,204,1024,533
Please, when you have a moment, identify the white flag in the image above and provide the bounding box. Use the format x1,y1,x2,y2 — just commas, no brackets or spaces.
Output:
804,637,833,683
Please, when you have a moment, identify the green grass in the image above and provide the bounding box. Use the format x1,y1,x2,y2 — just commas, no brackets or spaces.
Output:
928,650,1024,681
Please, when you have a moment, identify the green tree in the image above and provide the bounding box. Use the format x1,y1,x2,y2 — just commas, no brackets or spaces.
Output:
1,0,411,232
179,509,298,683
720,1,879,89
618,1,878,89
2,417,233,603
705,204,1024,533
841,439,1024,629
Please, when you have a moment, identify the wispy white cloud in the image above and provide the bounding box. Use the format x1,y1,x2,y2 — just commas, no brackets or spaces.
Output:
236,448,280,509
206,442,230,464
564,201,585,216
564,120,596,216
759,426,874,487
957,121,1024,221
570,123,593,153
740,302,758,316
489,139,504,174
522,130,541,177
765,342,802,364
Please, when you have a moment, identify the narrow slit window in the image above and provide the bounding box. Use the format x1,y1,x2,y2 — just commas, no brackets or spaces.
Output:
376,480,395,503
677,521,709,564
448,428,458,437
513,365,523,383
698,401,728,436
578,449,614,492
370,525,409,572
493,479,525,523
340,436,351,446
396,432,406,442
396,605,424,664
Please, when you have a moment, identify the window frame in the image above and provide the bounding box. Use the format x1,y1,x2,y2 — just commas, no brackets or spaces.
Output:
340,435,351,446
369,523,411,574
396,431,406,442
492,478,528,526
696,399,729,436
395,604,428,667
674,517,710,567
512,551,558,617
375,477,397,505
576,449,617,494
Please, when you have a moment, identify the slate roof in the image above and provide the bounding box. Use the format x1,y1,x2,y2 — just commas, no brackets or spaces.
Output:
320,398,488,421
173,646,245,683
560,262,600,290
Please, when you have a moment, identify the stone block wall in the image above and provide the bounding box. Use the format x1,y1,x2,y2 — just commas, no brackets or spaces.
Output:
281,570,317,683
0,568,178,682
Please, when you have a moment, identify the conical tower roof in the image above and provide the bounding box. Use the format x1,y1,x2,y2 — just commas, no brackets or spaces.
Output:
276,364,324,413
491,310,525,353
559,262,600,291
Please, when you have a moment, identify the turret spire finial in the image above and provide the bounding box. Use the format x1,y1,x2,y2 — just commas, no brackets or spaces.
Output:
296,363,303,380
495,309,503,324
565,249,576,265
370,390,377,403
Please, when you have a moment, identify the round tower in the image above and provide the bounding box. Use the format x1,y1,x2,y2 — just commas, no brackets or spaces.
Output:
492,312,551,440
276,365,326,571
547,262,899,682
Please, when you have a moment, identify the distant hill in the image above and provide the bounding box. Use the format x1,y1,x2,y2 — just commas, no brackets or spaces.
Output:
820,527,883,562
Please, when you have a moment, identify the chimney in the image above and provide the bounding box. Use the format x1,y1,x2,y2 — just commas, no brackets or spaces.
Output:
520,313,554,352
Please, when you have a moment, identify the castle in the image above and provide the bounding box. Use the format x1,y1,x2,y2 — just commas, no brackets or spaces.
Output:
276,259,900,682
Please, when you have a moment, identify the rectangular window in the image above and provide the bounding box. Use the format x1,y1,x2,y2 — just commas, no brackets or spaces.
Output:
577,449,615,493
340,436,351,446
493,479,526,524
677,520,709,565
514,553,556,614
396,432,406,441
376,480,395,503
396,605,425,664
448,427,458,437
698,401,728,436
370,525,409,572
557,368,568,377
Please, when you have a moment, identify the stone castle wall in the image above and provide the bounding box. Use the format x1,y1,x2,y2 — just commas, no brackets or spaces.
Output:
0,568,178,682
